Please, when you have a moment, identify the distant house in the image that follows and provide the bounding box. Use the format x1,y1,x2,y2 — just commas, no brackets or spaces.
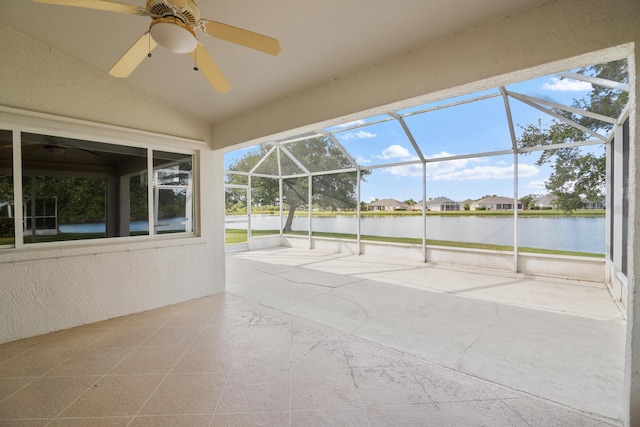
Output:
459,199,475,210
471,196,522,211
532,194,558,210
581,197,605,210
367,199,410,211
423,197,460,212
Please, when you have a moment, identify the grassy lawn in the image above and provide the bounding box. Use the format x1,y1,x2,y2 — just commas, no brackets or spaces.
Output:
225,228,603,258
225,228,280,244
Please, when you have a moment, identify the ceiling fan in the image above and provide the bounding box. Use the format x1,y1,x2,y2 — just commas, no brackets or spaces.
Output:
33,0,282,93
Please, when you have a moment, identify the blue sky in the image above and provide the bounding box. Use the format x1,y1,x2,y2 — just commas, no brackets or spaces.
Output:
225,72,604,203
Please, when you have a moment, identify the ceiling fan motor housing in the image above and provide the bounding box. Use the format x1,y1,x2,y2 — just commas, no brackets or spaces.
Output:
146,0,200,24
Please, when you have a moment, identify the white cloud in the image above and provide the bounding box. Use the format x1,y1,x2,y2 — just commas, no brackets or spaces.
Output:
430,163,538,181
527,180,546,190
355,155,371,165
379,152,538,181
374,144,413,160
341,130,377,140
335,120,365,128
383,163,423,177
542,77,592,92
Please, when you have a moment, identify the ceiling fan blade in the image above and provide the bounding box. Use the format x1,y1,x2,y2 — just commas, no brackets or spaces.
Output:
166,0,188,8
109,32,157,78
201,20,281,56
33,0,141,14
188,44,231,93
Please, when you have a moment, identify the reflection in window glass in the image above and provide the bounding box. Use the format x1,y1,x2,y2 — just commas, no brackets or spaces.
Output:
153,151,193,234
21,132,148,243
0,130,14,246
128,171,149,236
22,176,106,243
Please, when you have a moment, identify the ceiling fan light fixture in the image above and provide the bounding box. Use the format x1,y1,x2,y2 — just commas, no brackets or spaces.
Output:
150,17,197,53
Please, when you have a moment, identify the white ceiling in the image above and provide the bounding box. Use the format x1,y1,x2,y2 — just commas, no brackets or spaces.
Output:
1,0,548,124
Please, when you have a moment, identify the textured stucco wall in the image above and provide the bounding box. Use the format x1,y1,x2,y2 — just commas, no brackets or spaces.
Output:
0,25,225,343
0,24,209,141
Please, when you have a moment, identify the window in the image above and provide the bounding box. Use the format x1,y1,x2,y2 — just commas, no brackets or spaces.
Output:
0,130,14,247
0,131,196,248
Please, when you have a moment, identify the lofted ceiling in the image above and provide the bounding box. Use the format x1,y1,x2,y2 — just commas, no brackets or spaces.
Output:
1,0,548,125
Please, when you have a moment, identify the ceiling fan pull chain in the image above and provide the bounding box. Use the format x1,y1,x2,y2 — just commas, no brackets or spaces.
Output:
147,32,152,58
193,47,199,71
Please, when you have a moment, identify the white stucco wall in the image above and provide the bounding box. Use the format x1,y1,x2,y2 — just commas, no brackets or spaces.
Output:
0,25,225,344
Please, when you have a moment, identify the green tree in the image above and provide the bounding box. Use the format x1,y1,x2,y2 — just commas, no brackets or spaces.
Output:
518,60,627,213
226,138,368,231
518,194,538,210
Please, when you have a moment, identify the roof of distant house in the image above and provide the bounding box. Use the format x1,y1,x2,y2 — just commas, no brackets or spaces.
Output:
532,194,557,204
474,196,515,204
367,198,410,208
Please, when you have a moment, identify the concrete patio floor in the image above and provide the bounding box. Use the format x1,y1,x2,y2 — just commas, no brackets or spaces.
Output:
226,247,627,423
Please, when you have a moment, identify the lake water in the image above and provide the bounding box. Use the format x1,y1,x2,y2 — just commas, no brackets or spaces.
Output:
226,214,606,254
59,217,187,233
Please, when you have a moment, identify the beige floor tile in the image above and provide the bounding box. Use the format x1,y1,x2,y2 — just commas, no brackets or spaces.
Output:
89,328,157,348
171,344,236,374
48,416,132,426
365,404,447,427
290,367,362,411
0,376,98,419
35,327,111,349
118,310,178,329
234,324,293,347
0,377,35,401
0,420,52,426
60,374,163,417
231,342,292,371
162,310,214,328
352,366,431,407
138,327,201,348
129,414,212,426
212,411,290,426
78,315,134,329
217,368,290,413
139,373,226,415
0,349,78,378
0,350,26,365
0,332,63,351
194,324,251,349
290,408,369,426
109,347,185,375
44,347,132,377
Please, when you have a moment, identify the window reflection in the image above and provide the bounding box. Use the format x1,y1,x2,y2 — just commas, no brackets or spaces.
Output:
0,130,14,246
21,133,148,243
153,151,193,234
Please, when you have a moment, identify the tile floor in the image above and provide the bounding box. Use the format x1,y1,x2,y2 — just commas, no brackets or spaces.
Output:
0,291,621,426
